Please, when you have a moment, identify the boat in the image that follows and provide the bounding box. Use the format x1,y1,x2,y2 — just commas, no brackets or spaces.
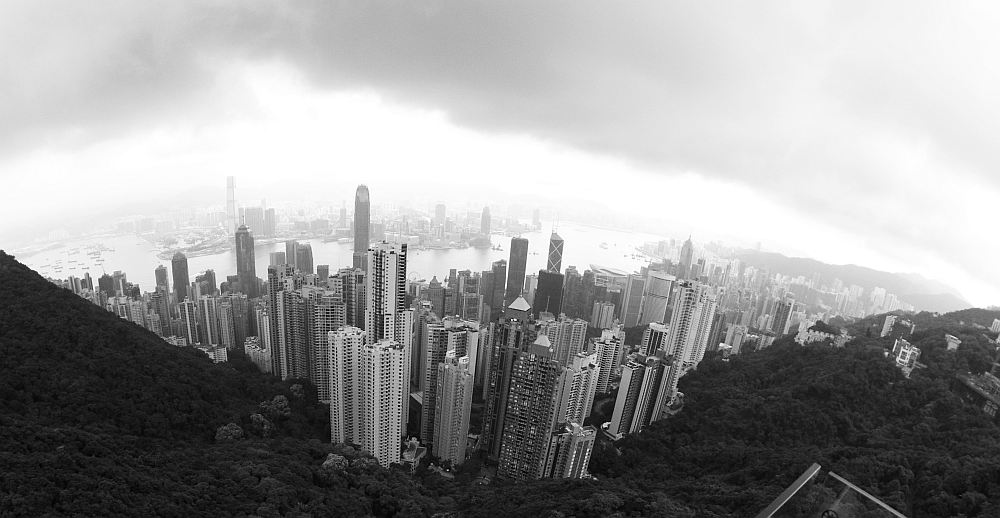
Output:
599,242,609,249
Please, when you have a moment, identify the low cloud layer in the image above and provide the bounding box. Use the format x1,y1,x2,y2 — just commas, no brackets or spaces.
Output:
1,1,997,303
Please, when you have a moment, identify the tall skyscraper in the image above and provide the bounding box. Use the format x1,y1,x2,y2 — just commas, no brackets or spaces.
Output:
308,288,345,402
594,327,625,394
269,251,285,266
330,327,410,468
263,208,276,237
226,176,237,235
243,206,264,235
482,312,534,459
505,237,529,305
179,299,199,345
533,270,564,318
433,351,473,466
771,298,795,336
434,203,447,228
353,185,371,269
480,206,491,238
296,242,314,275
678,237,694,280
638,271,675,326
198,295,220,346
171,252,190,303
333,267,366,329
619,274,646,327
366,242,413,435
420,317,478,448
285,240,298,270
490,260,507,316
537,313,588,366
235,225,257,297
608,353,668,438
497,336,567,481
547,232,564,273
154,265,169,293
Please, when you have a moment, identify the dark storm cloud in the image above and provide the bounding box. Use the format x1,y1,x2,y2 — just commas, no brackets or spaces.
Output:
1,1,996,299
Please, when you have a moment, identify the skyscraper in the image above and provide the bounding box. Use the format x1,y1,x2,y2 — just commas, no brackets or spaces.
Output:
505,237,529,305
678,237,694,280
533,270,564,319
296,242,314,275
543,422,597,479
235,225,257,297
771,298,795,336
607,353,668,438
537,313,588,366
420,317,478,448
263,208,276,237
285,240,298,270
178,299,199,345
171,252,190,303
330,328,410,468
433,351,473,465
482,311,534,459
638,271,675,326
226,176,237,235
594,326,625,394
269,251,285,266
490,260,507,316
497,336,567,481
434,203,447,228
198,295,220,346
547,232,564,273
480,206,491,239
154,264,169,293
353,185,371,269
366,242,413,435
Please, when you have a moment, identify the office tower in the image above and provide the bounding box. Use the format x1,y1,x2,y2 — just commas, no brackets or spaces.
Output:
482,315,534,459
235,224,258,297
547,232,564,273
638,271,675,326
171,252,190,303
339,202,347,228
285,241,298,270
198,295,220,346
607,354,668,438
434,203,446,228
433,351,473,465
562,351,600,424
420,316,479,446
353,185,370,269
560,266,588,319
619,274,646,327
269,251,285,266
640,322,670,356
218,300,236,350
179,299,199,345
594,327,624,394
225,176,237,235
263,208,276,237
771,298,794,336
533,270,564,319
543,423,596,479
497,336,567,481
505,237,529,305
678,237,694,280
537,314,588,366
154,265,169,293
591,301,615,329
316,265,330,285
330,327,409,468
480,206,491,238
334,267,366,329
532,208,541,228
490,260,507,317
310,288,346,401
291,243,312,274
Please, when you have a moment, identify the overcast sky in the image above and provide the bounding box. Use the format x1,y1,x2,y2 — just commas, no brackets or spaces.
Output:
1,1,998,306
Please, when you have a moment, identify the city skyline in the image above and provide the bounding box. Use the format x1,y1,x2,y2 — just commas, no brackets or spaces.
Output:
1,2,998,307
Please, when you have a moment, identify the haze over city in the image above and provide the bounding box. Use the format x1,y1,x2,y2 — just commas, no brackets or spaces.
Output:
1,1,998,306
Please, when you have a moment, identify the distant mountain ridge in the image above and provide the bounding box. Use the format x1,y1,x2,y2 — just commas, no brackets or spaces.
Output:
735,250,971,313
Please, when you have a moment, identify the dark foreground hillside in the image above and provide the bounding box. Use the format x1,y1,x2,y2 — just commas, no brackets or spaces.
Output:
2,249,999,517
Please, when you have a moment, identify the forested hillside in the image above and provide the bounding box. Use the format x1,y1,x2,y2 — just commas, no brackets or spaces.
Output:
3,250,1000,517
